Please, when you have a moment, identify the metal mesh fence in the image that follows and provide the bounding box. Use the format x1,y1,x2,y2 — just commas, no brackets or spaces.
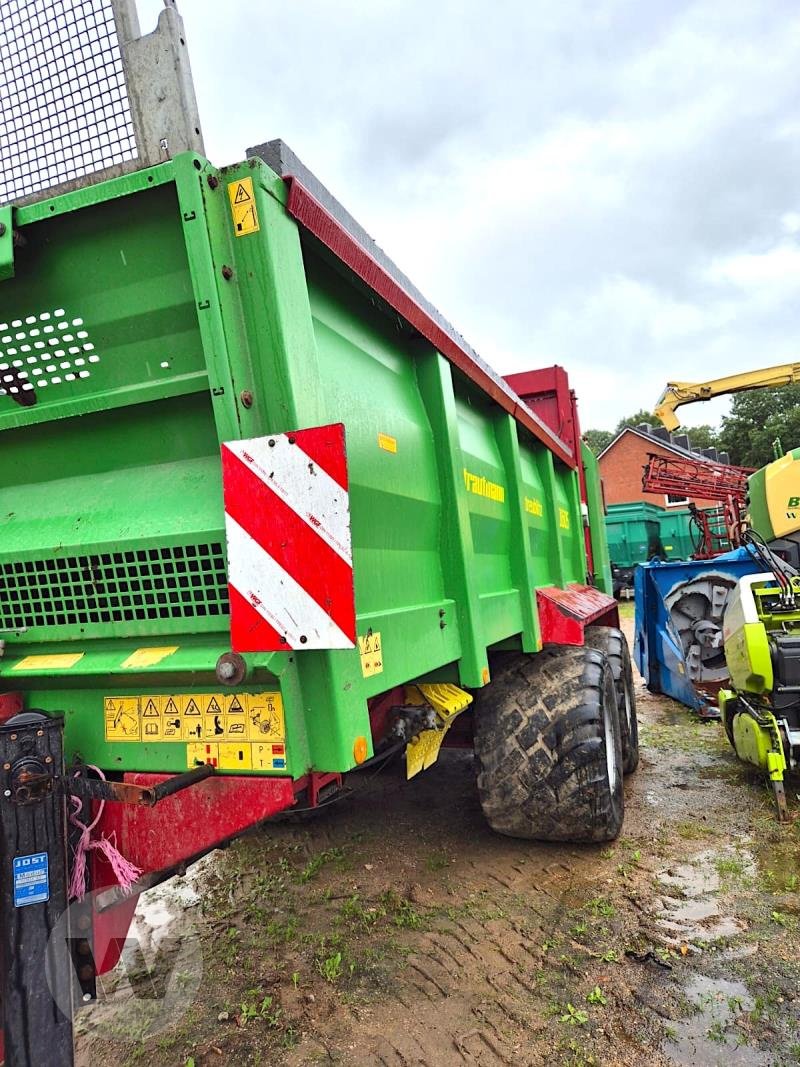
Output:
0,0,138,204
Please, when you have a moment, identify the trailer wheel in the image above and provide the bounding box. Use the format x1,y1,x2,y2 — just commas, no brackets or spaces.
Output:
584,626,639,775
474,645,624,842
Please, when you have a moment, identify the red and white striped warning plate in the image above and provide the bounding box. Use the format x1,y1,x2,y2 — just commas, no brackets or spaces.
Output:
221,423,356,652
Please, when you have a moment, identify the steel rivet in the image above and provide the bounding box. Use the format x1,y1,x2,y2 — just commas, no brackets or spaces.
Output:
221,264,234,280
268,439,276,447
45,756,52,764
207,174,219,190
3,763,9,771
288,436,296,445
240,390,253,408
3,790,10,797
299,635,308,644
36,730,43,737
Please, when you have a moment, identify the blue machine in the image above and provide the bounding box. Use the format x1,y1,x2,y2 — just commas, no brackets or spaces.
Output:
634,550,761,714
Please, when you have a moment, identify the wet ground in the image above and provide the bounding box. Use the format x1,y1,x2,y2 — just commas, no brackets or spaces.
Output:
77,611,800,1066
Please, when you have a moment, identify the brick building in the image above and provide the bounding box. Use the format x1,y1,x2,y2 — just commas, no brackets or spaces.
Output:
598,424,731,509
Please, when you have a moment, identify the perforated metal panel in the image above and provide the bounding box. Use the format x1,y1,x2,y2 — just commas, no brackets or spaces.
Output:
0,306,99,400
0,543,230,634
0,0,204,206
0,0,136,204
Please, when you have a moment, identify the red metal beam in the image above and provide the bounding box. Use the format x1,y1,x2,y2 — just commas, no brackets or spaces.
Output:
537,584,619,645
284,179,577,470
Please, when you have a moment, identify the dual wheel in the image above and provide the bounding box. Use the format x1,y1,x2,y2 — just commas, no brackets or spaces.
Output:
473,626,639,843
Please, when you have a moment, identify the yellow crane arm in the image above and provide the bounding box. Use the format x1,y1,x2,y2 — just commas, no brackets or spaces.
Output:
654,363,800,431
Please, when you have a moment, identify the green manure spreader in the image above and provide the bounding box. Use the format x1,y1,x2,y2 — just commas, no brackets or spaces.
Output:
0,3,637,1060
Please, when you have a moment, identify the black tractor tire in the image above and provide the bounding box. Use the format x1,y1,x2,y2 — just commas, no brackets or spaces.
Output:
584,626,639,775
473,645,624,842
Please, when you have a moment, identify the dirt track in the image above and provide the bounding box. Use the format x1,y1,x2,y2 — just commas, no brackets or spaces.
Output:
78,612,800,1066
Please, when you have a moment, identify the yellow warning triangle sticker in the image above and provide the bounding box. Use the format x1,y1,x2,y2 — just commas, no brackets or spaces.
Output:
233,183,251,204
164,698,179,716
207,697,223,715
229,696,244,714
143,699,159,717
185,699,201,716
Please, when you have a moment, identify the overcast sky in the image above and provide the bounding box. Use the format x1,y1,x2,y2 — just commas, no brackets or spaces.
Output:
139,0,800,432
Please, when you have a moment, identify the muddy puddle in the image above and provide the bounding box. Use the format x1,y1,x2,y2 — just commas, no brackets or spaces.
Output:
654,846,754,945
662,974,770,1066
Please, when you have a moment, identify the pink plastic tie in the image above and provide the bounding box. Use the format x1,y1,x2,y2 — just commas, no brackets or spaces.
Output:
68,765,142,902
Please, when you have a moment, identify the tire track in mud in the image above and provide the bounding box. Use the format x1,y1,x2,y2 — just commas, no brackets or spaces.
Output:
320,858,599,1067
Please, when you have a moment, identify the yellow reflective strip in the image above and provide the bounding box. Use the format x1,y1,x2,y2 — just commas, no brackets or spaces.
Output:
121,646,180,669
13,653,84,671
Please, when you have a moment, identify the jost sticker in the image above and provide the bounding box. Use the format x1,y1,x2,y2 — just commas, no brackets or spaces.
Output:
13,852,49,908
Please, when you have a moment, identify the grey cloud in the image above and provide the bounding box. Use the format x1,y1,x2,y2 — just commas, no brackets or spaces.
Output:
138,0,800,427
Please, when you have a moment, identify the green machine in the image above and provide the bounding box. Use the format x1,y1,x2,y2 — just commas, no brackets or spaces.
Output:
719,450,800,818
655,373,800,816
0,3,636,1054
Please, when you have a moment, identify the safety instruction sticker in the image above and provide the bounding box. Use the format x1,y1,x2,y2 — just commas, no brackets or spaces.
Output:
104,692,284,744
187,741,287,772
358,632,383,678
228,177,260,236
13,852,49,908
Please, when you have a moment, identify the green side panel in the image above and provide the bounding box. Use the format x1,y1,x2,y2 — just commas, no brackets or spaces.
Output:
307,258,447,627
726,621,773,695
454,382,522,647
747,463,773,539
517,446,557,587
582,442,612,594
656,507,695,560
552,460,585,583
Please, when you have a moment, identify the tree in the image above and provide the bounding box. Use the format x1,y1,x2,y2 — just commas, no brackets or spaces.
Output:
614,410,657,433
583,428,613,455
678,424,719,452
583,410,721,458
717,384,800,468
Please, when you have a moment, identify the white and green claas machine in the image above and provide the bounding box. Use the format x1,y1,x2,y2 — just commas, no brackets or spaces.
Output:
721,449,800,819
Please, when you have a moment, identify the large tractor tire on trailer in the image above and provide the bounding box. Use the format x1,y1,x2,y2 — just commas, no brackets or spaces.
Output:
584,626,639,775
474,645,624,842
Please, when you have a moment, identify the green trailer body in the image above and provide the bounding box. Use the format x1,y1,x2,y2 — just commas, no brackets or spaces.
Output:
657,507,696,560
605,503,664,569
0,150,615,789
605,501,698,569
0,8,637,1057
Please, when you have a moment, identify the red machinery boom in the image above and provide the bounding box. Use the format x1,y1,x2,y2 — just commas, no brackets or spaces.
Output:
642,453,754,558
